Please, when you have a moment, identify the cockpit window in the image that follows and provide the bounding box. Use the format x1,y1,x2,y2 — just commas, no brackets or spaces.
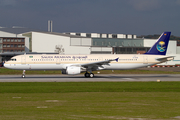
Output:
10,59,16,61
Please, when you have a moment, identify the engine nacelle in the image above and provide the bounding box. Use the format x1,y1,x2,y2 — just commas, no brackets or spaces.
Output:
61,66,81,75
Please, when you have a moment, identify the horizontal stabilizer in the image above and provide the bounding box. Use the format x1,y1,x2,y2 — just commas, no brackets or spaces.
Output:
156,56,174,61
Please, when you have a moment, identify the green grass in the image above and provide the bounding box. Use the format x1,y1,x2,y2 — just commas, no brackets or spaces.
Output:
0,67,180,74
0,82,180,120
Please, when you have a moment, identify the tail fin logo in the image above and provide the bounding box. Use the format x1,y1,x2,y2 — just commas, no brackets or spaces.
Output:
157,41,166,52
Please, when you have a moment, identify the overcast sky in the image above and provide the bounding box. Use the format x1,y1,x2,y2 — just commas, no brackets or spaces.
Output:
0,0,180,36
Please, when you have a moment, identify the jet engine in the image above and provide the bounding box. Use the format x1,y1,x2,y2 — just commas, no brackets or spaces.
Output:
61,66,81,75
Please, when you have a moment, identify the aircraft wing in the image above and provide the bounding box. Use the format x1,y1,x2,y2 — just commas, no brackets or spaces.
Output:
76,58,119,69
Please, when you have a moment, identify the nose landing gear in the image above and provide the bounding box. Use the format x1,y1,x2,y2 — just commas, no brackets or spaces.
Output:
22,70,26,78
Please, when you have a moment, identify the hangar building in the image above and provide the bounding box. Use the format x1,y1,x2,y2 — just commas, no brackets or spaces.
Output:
0,27,180,66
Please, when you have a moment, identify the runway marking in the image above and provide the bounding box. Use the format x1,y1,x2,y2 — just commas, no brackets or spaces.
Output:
46,100,59,102
37,106,48,108
121,78,136,80
174,116,180,119
12,97,21,98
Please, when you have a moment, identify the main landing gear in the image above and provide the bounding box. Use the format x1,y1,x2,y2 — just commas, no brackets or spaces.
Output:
22,70,26,78
84,72,94,78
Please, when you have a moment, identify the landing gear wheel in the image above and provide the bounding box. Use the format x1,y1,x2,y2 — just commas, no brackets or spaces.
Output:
22,74,25,78
89,73,94,78
22,70,26,78
84,73,90,78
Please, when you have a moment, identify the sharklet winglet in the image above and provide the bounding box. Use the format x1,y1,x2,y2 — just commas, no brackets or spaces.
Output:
115,57,119,62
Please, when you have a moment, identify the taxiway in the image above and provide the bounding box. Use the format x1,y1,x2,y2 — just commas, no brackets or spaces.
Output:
0,74,180,82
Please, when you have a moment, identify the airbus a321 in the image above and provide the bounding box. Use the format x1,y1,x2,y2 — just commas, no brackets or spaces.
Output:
4,32,173,78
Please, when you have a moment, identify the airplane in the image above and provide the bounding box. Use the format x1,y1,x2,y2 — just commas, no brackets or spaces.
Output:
4,32,173,78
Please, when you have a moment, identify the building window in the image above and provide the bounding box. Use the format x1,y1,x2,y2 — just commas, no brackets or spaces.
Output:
22,45,24,47
14,39,17,42
11,39,14,42
7,44,10,47
86,34,91,37
18,45,21,47
18,39,21,42
76,33,80,36
11,44,14,47
7,39,10,42
14,44,17,47
0,44,2,49
22,39,24,42
3,45,6,47
112,34,117,38
3,39,6,42
126,35,128,39
0,38,2,43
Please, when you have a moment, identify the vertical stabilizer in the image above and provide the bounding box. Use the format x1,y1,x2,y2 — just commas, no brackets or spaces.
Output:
144,32,171,55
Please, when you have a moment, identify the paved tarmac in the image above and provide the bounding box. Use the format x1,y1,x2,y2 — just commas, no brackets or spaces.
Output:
0,74,180,82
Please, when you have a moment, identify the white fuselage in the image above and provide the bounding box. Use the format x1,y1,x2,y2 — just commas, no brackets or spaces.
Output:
4,54,166,71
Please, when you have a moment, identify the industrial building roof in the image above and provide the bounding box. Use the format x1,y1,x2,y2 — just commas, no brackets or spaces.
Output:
0,27,42,34
24,31,87,38
0,27,86,38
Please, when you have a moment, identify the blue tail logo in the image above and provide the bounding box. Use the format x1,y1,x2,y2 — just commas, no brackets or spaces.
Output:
145,32,171,55
157,41,166,52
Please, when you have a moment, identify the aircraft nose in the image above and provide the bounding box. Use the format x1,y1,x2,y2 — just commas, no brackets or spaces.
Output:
4,63,8,68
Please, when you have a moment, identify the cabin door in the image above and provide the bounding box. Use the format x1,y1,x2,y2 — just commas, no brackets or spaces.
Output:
143,56,148,64
56,58,60,64
21,56,26,64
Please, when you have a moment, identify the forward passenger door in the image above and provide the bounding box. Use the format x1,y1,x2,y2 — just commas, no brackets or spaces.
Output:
21,56,26,64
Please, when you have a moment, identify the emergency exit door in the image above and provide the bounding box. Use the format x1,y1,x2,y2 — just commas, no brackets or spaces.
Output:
56,58,60,64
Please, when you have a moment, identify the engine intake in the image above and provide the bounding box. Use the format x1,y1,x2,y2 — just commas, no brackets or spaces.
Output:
61,66,81,75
